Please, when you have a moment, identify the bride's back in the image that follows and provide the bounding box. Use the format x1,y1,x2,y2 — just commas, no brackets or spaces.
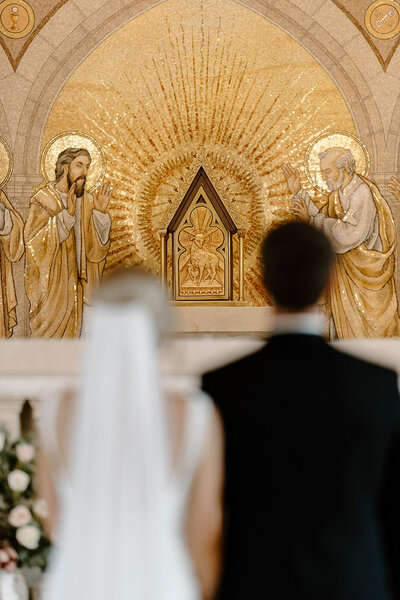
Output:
39,268,223,600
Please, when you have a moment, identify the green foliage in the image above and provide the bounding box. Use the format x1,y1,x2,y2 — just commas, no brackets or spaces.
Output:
0,427,51,571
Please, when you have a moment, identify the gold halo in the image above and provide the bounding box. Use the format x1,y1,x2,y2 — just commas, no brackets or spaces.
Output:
41,132,106,192
304,131,370,194
0,136,13,189
0,0,35,39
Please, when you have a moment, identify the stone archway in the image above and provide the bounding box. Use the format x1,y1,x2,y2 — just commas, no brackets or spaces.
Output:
10,0,387,188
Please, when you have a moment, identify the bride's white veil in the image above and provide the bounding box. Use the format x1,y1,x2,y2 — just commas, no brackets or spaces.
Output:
46,270,171,599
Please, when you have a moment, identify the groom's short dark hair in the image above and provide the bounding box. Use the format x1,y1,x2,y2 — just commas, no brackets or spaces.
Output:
261,222,333,310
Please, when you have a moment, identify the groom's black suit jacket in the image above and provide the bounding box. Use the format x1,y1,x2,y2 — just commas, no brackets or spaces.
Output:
202,334,400,600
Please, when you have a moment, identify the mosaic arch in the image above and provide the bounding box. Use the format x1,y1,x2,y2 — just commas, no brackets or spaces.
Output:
17,0,385,184
2,0,397,340
41,0,357,306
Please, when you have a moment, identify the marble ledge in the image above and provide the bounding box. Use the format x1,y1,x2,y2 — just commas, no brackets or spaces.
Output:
0,307,274,379
2,304,399,383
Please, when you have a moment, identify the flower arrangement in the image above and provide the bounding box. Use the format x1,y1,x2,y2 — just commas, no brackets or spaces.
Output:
0,428,51,571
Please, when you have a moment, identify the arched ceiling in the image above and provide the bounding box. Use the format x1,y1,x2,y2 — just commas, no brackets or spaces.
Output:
1,0,399,71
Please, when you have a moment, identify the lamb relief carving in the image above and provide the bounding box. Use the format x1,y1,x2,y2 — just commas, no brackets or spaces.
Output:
178,206,225,294
159,167,244,302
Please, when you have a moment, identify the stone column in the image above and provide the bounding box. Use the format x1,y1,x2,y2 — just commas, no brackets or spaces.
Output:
159,229,168,288
238,229,245,302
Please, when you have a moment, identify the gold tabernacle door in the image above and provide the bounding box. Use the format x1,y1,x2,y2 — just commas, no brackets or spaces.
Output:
159,167,244,301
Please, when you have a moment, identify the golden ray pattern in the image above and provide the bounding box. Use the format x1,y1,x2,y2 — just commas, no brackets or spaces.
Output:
42,0,356,305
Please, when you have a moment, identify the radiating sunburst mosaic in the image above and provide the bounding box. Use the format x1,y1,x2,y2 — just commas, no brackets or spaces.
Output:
42,0,356,305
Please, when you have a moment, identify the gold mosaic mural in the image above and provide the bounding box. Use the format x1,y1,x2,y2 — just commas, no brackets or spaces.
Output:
42,0,356,306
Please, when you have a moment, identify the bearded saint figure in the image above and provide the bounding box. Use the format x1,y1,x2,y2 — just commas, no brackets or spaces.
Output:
24,148,112,337
0,190,24,337
282,147,400,339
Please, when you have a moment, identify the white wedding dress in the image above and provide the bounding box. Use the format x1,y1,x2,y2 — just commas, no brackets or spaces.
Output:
40,303,214,600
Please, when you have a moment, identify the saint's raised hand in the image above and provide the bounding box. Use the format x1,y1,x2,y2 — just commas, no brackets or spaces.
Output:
281,163,302,196
388,177,400,202
291,196,310,224
94,183,112,213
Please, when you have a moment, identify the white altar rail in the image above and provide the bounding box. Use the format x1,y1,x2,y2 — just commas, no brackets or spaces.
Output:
0,336,263,436
1,336,400,437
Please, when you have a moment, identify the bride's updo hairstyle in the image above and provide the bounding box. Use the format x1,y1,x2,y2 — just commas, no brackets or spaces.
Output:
95,267,169,335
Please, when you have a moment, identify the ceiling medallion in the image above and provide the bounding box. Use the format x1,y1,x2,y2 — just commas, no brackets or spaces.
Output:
365,0,400,39
0,0,34,39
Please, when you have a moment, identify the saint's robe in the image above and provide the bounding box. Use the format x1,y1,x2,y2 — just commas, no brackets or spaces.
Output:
24,183,110,338
298,174,399,338
0,191,24,338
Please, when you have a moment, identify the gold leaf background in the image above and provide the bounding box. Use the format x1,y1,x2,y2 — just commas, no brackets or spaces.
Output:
42,0,355,305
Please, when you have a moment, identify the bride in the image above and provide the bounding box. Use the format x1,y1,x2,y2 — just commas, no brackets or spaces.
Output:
38,268,224,599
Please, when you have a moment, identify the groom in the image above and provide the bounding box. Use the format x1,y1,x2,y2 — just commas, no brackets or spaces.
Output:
203,222,400,600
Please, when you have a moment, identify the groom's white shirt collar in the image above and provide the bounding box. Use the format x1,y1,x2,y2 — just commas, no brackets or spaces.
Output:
272,311,324,336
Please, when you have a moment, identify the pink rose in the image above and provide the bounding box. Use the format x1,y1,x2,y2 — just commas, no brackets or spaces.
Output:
0,550,9,562
0,547,18,573
8,505,32,528
16,443,35,463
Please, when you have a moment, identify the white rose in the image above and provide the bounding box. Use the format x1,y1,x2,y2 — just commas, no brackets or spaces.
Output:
16,525,41,550
33,498,48,520
16,443,35,463
0,431,5,452
8,470,30,492
9,505,32,527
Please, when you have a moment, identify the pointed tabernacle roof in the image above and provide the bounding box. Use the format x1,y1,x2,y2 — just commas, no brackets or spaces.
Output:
159,165,245,234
